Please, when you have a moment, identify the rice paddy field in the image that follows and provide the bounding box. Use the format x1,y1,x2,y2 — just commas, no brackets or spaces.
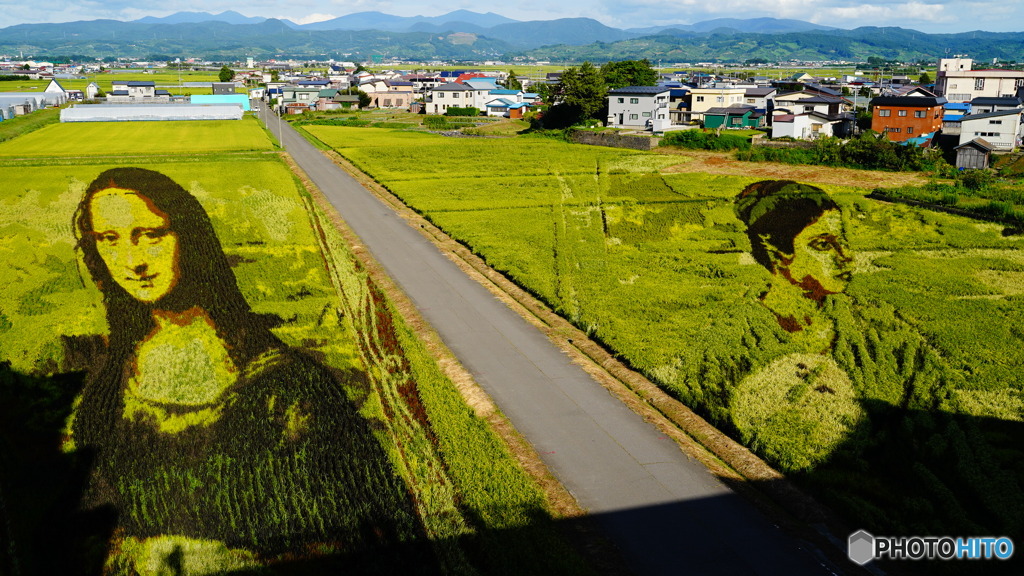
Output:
0,120,587,574
0,116,274,157
304,125,1024,550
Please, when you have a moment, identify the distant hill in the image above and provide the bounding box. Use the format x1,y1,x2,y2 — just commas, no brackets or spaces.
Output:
302,10,518,32
629,17,835,35
133,11,266,26
2,11,1022,62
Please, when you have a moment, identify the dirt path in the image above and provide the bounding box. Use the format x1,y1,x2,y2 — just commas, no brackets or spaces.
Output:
660,149,930,189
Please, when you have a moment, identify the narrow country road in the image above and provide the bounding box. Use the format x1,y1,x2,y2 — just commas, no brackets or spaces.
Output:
258,107,844,576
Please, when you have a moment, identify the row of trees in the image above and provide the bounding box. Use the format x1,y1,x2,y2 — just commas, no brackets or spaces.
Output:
535,60,659,129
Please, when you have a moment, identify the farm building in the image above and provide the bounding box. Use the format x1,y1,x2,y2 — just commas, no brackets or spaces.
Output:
60,103,244,122
191,94,251,111
955,138,994,170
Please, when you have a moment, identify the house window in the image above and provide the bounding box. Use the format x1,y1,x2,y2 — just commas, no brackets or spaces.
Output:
629,114,638,120
975,78,985,90
886,127,901,133
617,98,624,103
437,93,444,98
907,127,914,134
642,112,651,117
990,119,1003,124
715,96,724,102
630,98,639,104
384,99,392,106
914,110,926,118
452,93,460,98
878,109,890,117
696,96,705,102
898,110,907,116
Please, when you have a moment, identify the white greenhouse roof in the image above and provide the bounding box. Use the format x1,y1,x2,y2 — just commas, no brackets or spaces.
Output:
60,103,244,122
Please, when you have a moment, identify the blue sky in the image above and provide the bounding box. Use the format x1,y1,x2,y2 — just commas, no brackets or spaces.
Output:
0,0,1018,34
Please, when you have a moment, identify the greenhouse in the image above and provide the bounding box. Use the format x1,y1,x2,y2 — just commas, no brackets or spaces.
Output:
60,103,244,122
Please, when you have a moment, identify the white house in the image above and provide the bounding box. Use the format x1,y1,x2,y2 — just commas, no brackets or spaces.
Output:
957,108,1024,151
426,82,476,114
935,58,1024,103
606,86,671,128
771,112,837,140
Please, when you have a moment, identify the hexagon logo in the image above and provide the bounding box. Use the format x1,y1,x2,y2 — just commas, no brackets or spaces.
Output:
848,530,875,565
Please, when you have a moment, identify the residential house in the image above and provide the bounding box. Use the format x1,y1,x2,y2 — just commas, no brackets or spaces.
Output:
371,81,414,109
279,86,321,112
668,88,691,125
869,96,946,142
426,82,475,114
686,86,746,123
941,102,972,136
772,112,840,140
606,86,671,129
935,58,1024,103
111,81,157,99
743,87,777,111
703,105,764,129
957,108,1024,151
403,74,444,93
969,96,1024,114
955,138,994,170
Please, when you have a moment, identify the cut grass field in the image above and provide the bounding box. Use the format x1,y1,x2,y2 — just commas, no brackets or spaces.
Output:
0,116,274,157
303,123,1024,552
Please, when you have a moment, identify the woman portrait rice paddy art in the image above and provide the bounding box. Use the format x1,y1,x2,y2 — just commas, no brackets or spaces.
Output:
728,180,864,472
69,167,429,573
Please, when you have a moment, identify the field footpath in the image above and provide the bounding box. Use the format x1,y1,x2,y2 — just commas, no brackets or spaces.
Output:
661,149,930,188
309,145,870,575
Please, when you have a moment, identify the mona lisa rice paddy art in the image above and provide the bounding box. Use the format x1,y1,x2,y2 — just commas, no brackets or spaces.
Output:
0,158,585,575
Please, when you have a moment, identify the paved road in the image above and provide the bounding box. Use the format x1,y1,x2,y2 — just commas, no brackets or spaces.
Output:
258,107,843,575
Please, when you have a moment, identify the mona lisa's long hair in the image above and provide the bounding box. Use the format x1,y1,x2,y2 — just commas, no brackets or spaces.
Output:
73,168,282,442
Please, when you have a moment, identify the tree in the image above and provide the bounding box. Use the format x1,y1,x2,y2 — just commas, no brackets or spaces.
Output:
341,87,371,109
600,59,658,90
918,72,932,85
505,70,523,91
270,70,280,82
218,65,235,83
546,61,607,127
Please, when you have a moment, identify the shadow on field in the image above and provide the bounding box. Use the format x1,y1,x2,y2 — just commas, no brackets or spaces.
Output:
2,359,1022,576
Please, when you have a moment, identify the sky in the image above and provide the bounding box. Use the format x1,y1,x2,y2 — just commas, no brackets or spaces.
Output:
0,0,1019,34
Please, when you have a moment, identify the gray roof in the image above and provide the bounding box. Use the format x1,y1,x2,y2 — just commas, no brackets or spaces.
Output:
959,108,1024,121
704,105,756,115
744,87,776,97
955,138,995,151
608,85,671,95
432,82,470,91
970,96,1023,105
870,96,947,107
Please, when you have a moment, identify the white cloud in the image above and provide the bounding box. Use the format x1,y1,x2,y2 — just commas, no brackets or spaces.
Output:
295,13,338,25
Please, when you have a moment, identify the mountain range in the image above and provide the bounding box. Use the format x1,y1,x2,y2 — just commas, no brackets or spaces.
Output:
1,11,1021,63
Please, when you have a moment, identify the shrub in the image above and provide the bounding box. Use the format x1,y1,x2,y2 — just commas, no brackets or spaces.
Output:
959,169,993,191
660,130,750,151
444,107,480,117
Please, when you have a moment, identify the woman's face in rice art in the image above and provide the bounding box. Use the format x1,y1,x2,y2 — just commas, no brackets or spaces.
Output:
88,187,181,303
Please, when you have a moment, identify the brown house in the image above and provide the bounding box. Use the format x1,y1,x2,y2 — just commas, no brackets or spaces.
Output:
869,96,947,142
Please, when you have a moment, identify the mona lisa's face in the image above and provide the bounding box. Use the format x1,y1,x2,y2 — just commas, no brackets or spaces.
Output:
89,188,180,303
782,209,853,296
